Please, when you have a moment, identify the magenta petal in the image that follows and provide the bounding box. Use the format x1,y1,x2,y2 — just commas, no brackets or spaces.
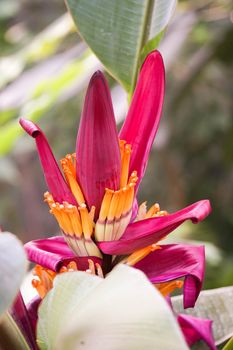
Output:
99,200,211,255
76,71,121,216
119,50,165,186
24,236,102,272
26,296,41,337
19,118,75,204
135,244,205,308
10,293,38,350
178,314,216,350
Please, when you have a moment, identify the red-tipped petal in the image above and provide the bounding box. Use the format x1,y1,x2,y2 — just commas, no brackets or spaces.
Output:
76,71,121,215
135,244,205,308
19,118,75,204
119,50,165,186
24,236,102,272
98,200,211,255
178,314,216,350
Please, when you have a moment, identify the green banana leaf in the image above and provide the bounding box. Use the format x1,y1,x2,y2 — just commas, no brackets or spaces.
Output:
66,0,176,95
172,286,233,348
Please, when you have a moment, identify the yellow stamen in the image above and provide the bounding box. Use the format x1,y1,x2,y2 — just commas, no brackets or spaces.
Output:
67,261,78,271
119,140,126,160
44,191,54,207
128,170,137,183
50,203,71,234
59,204,74,235
44,189,101,257
65,154,76,178
59,266,68,273
98,189,114,221
32,265,56,298
123,183,135,214
145,203,160,218
89,206,96,225
153,210,168,217
120,144,131,188
67,205,83,238
84,239,102,258
107,191,120,221
79,204,93,239
126,244,161,266
115,188,127,219
96,263,104,278
86,260,104,278
136,201,147,221
32,262,79,298
32,279,47,299
61,159,85,205
87,259,96,275
156,280,183,297
136,200,168,221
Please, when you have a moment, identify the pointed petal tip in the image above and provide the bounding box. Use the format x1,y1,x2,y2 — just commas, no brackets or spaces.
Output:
191,199,212,223
19,118,40,138
88,70,109,94
20,118,76,204
119,50,165,187
141,50,165,72
76,69,120,213
178,314,216,350
90,70,104,81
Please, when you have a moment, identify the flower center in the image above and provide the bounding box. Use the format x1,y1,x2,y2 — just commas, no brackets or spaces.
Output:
32,259,103,298
95,141,138,241
44,140,168,261
44,140,138,257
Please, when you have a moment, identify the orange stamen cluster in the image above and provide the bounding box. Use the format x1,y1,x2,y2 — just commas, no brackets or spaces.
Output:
43,144,168,266
60,154,84,205
95,142,138,242
137,202,168,221
32,265,57,299
44,192,101,258
126,244,161,266
32,260,104,298
156,280,184,297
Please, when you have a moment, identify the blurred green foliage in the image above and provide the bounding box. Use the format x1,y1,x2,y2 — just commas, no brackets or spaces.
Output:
0,0,232,291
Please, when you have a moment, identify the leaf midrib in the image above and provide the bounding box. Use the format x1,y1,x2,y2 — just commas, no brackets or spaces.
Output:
129,0,155,97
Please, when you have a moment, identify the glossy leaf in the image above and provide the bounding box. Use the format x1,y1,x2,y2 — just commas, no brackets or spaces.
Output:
37,264,188,350
0,232,27,317
66,0,177,93
223,337,233,350
172,286,233,346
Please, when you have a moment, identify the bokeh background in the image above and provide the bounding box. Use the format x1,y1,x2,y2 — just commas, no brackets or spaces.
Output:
0,0,232,289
